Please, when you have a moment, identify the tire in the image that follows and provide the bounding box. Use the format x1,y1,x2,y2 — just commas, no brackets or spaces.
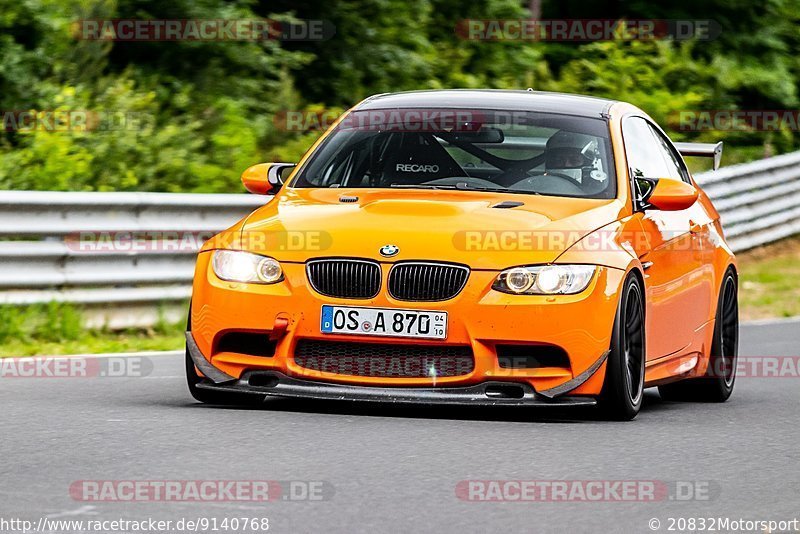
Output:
185,302,262,406
598,273,646,421
658,268,738,402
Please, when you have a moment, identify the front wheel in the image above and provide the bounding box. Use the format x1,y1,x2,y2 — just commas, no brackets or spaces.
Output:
598,273,646,421
658,268,738,402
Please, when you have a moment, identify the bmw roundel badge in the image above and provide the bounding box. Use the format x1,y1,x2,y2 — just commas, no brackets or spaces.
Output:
379,244,399,257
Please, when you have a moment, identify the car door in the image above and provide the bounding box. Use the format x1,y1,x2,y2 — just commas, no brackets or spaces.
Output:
622,117,710,360
648,122,716,318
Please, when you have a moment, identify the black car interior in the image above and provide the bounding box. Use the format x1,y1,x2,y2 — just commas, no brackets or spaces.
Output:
298,122,614,199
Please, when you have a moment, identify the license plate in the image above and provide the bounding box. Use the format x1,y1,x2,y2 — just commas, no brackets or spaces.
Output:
320,305,447,340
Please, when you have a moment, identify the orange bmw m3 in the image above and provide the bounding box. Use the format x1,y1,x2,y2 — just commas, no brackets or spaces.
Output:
185,90,738,420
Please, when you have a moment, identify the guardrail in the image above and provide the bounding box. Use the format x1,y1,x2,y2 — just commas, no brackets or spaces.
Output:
0,191,264,327
1,152,799,327
694,150,800,251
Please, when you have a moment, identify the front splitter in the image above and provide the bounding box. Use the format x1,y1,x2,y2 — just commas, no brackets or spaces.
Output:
196,371,597,407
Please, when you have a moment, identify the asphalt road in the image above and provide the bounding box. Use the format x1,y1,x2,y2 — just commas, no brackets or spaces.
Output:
1,320,798,534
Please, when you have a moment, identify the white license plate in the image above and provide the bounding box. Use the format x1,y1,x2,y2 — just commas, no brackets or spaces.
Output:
320,305,447,340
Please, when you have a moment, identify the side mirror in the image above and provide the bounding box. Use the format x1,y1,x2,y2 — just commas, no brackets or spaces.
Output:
240,163,296,195
645,179,698,211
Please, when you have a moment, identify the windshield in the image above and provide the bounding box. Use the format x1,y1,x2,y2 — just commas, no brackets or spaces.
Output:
291,109,616,199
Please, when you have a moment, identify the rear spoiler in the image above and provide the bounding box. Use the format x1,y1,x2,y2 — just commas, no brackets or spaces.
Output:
674,141,723,171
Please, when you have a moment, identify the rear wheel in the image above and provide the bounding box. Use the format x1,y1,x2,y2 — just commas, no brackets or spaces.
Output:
598,273,645,421
658,268,738,402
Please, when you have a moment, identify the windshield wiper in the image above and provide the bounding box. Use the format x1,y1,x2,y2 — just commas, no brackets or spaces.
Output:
389,184,459,190
454,182,541,195
389,182,540,196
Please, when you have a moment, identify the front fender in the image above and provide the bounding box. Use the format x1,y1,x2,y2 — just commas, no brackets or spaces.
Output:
555,216,643,273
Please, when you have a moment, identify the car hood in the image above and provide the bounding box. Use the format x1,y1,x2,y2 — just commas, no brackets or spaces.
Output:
224,188,626,270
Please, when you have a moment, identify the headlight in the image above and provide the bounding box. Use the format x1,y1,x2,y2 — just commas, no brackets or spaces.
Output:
212,250,283,284
492,264,596,295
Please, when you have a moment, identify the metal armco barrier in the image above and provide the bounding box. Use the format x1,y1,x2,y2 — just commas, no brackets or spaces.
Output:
694,151,800,251
0,191,263,327
1,152,798,326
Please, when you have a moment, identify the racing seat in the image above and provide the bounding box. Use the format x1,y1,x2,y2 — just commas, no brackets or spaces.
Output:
376,133,464,186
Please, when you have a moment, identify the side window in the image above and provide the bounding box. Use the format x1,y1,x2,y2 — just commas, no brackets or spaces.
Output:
648,124,690,183
622,117,671,180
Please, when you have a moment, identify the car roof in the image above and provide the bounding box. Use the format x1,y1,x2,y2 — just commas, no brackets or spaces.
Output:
355,89,617,118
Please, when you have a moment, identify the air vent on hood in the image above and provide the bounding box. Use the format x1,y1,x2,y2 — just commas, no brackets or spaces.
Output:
492,201,524,209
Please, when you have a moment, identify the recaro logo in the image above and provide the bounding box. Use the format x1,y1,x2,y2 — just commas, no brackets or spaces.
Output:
395,164,440,173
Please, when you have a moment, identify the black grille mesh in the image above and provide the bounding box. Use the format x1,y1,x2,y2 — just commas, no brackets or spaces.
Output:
307,259,381,299
294,339,474,377
388,263,469,301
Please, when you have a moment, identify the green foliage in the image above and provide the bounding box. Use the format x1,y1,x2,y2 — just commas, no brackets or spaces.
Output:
0,302,82,344
0,304,29,342
2,0,800,192
0,0,311,191
39,301,83,342
545,40,713,126
738,236,800,320
0,301,187,355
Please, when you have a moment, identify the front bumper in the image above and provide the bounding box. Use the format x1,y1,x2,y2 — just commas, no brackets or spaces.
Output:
187,336,596,407
188,251,624,398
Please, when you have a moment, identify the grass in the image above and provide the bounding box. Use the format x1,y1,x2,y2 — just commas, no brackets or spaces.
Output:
0,330,185,357
0,238,797,356
0,302,185,357
737,236,800,321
